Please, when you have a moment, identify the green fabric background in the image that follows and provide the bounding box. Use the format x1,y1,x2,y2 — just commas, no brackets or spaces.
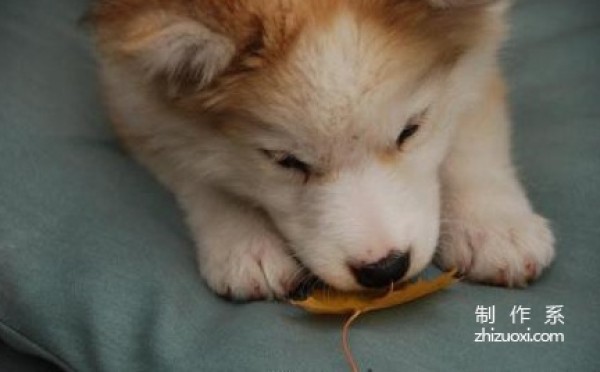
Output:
1,0,599,371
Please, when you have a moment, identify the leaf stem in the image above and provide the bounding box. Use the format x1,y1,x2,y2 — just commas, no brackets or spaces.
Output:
342,310,362,372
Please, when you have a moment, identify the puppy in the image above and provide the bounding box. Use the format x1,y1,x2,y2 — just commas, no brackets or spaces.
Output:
89,0,555,300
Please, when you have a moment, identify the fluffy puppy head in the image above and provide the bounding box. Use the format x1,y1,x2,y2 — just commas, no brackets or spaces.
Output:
92,0,509,290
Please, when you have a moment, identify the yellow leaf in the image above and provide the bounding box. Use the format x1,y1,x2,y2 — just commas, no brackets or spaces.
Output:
290,270,458,315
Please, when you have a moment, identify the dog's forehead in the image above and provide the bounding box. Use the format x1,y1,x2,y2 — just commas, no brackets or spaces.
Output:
245,10,440,149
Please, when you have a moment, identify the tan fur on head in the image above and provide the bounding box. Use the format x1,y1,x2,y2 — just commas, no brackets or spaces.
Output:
90,0,507,104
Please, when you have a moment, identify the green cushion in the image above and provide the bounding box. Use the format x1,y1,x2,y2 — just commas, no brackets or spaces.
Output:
1,0,599,371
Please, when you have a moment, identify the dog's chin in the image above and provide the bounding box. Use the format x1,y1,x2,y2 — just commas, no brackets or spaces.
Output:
289,254,435,299
286,261,355,299
288,260,405,299
288,276,356,301
289,271,416,300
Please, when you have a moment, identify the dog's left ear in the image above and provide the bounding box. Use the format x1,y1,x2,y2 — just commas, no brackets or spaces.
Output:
91,14,239,98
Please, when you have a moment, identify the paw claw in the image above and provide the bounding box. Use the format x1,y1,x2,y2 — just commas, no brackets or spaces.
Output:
219,286,233,301
490,268,509,286
525,261,538,281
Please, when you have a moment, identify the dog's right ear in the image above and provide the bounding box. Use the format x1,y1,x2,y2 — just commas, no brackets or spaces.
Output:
91,10,237,97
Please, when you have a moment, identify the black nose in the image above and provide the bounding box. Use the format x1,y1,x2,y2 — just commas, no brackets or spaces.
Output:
351,251,411,288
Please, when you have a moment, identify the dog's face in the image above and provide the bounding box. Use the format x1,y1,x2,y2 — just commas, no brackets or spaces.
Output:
207,17,454,290
94,0,507,290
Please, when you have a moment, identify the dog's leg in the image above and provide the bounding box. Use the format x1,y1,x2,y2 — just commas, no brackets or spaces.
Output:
181,185,302,300
437,72,555,286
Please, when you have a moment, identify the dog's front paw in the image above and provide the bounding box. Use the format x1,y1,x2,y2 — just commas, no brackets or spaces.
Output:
436,197,555,287
198,230,302,301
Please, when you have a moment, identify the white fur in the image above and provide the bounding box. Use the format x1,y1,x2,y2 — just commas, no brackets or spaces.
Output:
96,3,554,299
437,71,555,286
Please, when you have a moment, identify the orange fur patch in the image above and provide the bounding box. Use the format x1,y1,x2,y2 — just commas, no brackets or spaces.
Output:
90,0,507,130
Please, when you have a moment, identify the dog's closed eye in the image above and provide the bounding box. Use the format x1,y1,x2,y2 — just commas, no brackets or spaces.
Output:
396,124,420,147
262,149,311,181
396,111,427,148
